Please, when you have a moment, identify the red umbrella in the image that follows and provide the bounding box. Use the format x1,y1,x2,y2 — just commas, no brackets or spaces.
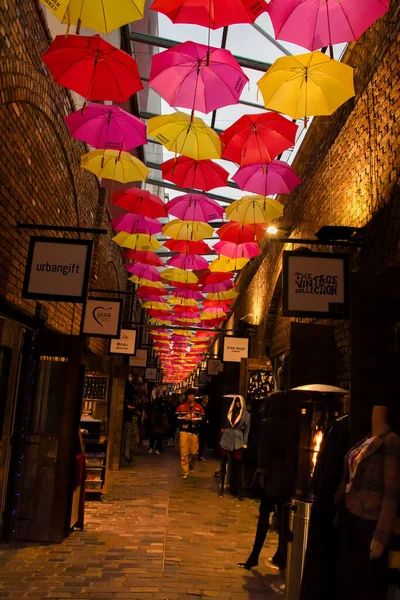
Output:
136,285,168,297
213,240,261,259
42,35,143,103
220,113,298,166
198,271,234,285
147,310,174,319
217,222,266,244
123,250,164,267
163,239,211,255
150,0,267,29
113,188,167,219
161,157,229,192
203,299,233,307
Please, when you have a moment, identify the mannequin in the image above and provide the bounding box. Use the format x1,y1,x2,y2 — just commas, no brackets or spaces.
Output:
219,395,250,500
334,404,400,600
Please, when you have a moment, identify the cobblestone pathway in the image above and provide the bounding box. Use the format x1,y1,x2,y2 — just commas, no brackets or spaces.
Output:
0,449,283,599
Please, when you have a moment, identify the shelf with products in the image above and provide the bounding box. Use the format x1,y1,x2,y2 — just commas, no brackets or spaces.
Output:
84,441,108,494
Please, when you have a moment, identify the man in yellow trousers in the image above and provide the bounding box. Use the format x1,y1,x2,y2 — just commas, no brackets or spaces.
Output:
176,389,205,479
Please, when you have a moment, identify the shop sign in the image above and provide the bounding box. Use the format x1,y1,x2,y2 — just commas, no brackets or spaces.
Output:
129,348,148,368
109,329,137,355
282,251,349,319
199,370,207,384
207,358,223,376
81,297,122,338
145,367,158,382
22,236,92,302
223,337,249,363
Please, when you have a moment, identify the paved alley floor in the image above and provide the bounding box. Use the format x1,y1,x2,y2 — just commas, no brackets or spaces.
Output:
0,448,284,599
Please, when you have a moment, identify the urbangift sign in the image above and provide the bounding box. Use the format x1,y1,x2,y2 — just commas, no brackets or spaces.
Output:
282,251,349,319
109,329,138,355
223,337,249,363
81,298,123,338
22,237,92,302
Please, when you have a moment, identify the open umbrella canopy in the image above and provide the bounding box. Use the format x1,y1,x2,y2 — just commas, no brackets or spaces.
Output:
148,112,222,160
138,294,167,302
161,268,199,285
168,297,199,306
221,113,298,166
65,104,146,152
39,0,146,34
42,34,143,102
203,299,232,308
129,275,165,287
166,193,224,222
143,301,172,311
136,285,168,297
233,160,302,196
257,52,355,121
226,195,284,225
111,214,162,235
163,239,211,255
167,254,209,270
213,240,260,259
217,221,267,244
198,271,234,285
148,310,174,319
200,311,227,320
81,150,149,183
161,157,229,192
150,0,267,29
113,232,161,251
206,289,239,301
209,256,249,272
123,250,164,267
171,289,204,300
267,0,389,54
113,188,167,218
202,280,235,293
149,41,248,113
125,263,161,282
162,219,214,241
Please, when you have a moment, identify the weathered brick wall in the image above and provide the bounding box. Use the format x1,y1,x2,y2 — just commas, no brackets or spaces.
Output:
227,0,400,389
0,0,127,353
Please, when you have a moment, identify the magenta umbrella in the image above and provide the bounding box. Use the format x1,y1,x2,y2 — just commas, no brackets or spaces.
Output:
149,41,249,114
137,294,167,302
171,289,204,300
173,311,200,319
213,241,260,259
111,214,162,235
168,254,209,270
167,193,224,222
126,263,161,282
65,104,146,152
202,280,234,293
267,0,389,57
232,160,302,196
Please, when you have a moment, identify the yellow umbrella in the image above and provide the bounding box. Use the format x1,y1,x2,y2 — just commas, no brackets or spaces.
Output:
206,289,239,301
257,52,355,124
161,268,199,285
149,329,170,336
209,256,250,272
81,150,149,183
174,318,198,324
148,112,222,160
173,330,195,337
162,219,213,241
113,232,161,251
39,0,145,34
168,297,199,306
142,301,172,311
150,319,173,326
200,312,226,320
129,277,165,289
226,196,284,225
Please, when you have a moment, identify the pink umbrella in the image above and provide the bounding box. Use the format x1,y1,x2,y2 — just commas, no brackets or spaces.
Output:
213,241,260,259
267,0,389,57
171,289,204,300
232,160,302,196
168,254,209,270
202,280,234,293
126,263,161,282
149,41,249,114
65,104,146,152
111,214,162,235
137,293,167,302
173,311,200,319
167,193,224,222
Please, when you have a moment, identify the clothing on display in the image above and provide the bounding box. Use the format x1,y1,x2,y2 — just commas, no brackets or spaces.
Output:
219,395,250,499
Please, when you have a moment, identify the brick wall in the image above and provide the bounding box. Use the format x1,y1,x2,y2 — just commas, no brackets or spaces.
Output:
223,0,400,390
0,0,128,353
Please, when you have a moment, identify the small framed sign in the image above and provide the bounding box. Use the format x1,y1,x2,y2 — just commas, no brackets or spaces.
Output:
145,367,158,382
282,251,349,319
207,358,223,376
22,237,92,302
109,329,137,355
129,348,148,368
223,337,249,363
81,297,122,338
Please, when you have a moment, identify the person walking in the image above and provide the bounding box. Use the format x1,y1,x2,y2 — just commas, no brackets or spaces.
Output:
149,398,168,455
176,389,204,478
198,395,210,461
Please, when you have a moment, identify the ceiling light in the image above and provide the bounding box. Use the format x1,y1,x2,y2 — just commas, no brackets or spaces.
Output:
267,226,278,235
